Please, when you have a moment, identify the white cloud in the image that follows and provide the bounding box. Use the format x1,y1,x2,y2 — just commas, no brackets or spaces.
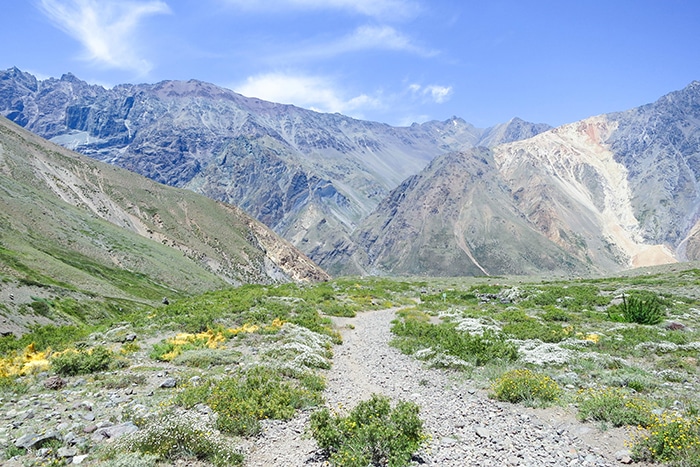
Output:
222,0,420,20
425,85,453,103
37,0,171,74
409,83,453,103
336,25,435,56
284,25,437,61
233,72,381,116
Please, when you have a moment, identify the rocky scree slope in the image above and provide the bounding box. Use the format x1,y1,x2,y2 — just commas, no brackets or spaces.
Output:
348,81,700,276
0,67,551,274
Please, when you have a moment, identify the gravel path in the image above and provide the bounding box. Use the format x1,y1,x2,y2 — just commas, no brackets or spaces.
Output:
243,308,644,466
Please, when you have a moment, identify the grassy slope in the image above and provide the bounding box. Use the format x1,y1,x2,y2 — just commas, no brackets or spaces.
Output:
0,115,329,300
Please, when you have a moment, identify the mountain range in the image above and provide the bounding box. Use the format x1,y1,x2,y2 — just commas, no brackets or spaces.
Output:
2,67,699,277
0,67,551,275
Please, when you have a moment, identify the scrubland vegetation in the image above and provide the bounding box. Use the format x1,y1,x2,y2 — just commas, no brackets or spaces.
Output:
1,268,699,465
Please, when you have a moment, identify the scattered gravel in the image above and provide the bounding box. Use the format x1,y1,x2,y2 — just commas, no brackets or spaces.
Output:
244,308,651,466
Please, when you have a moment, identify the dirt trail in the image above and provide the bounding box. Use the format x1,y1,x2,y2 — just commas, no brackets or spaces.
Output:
243,308,641,466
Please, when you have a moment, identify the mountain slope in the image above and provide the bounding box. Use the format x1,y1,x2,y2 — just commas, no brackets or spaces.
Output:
351,147,590,276
0,68,550,271
349,82,700,276
0,115,328,302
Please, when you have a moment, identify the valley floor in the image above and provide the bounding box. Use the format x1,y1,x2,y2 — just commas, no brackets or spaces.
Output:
243,308,647,466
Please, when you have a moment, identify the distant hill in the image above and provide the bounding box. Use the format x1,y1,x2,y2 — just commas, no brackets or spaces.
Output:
0,115,328,305
347,82,700,276
0,67,551,273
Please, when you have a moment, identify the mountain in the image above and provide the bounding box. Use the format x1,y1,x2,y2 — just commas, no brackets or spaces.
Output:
348,82,700,276
0,67,551,272
0,114,328,304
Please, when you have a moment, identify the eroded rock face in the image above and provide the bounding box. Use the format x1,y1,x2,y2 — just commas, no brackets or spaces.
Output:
349,82,700,276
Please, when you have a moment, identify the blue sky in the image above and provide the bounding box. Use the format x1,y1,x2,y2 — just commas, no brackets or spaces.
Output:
2,0,699,127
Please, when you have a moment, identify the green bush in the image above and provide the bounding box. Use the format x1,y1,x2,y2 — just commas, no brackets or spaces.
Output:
497,309,532,322
418,289,479,310
180,366,324,436
173,379,214,409
51,346,115,376
391,317,518,366
0,375,28,395
491,369,561,406
310,394,424,467
502,320,572,343
29,298,53,316
575,387,655,427
541,306,570,322
4,445,26,459
607,292,666,325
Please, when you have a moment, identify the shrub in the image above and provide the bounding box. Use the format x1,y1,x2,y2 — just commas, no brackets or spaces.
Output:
0,324,92,356
51,346,114,376
150,285,341,343
502,321,572,343
607,292,666,325
4,445,26,459
310,394,424,467
150,329,228,362
541,306,570,322
204,366,323,436
111,410,243,466
391,317,518,366
576,387,655,427
29,298,53,316
0,343,51,377
173,379,214,409
633,412,700,465
172,348,242,368
491,369,561,406
0,375,28,395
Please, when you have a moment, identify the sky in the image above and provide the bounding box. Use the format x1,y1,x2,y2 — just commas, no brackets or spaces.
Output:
1,0,699,128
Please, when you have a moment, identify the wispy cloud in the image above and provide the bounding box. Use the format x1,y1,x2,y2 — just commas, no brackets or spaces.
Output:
409,83,453,103
233,72,382,117
221,0,421,21
37,0,171,74
293,25,438,60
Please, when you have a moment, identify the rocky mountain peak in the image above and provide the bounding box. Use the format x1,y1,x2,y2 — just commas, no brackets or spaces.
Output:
59,72,81,83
